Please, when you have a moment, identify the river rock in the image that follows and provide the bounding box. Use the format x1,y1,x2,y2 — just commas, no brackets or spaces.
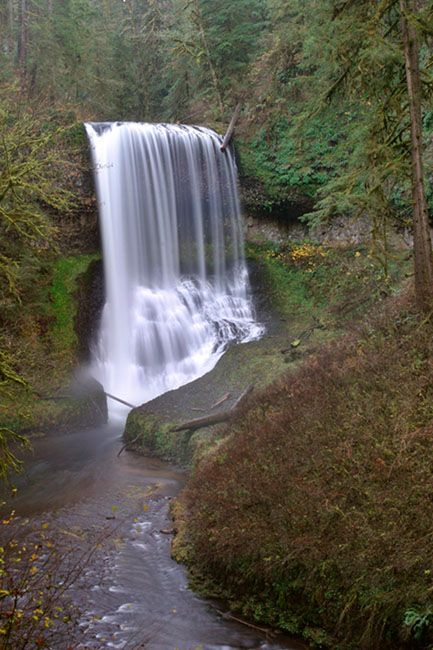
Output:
35,375,108,434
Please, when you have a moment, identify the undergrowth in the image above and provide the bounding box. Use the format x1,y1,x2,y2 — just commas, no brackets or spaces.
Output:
247,240,408,326
0,253,101,448
180,289,433,649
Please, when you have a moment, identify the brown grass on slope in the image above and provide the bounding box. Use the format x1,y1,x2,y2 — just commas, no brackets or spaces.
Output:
181,289,433,649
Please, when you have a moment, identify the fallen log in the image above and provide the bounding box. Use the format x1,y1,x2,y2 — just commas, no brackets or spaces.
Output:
170,384,253,433
104,392,136,409
220,103,241,152
211,391,231,410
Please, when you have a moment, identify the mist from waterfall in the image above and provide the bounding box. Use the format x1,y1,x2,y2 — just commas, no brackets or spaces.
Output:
85,122,262,418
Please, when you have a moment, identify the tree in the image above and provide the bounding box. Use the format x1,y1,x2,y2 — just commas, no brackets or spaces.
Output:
0,87,74,481
162,0,268,121
272,0,433,308
400,0,433,309
17,0,28,78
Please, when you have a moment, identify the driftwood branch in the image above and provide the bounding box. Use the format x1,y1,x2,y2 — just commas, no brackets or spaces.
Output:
215,608,274,635
104,392,136,409
231,384,254,409
170,384,253,433
220,103,241,151
117,433,141,457
211,391,231,409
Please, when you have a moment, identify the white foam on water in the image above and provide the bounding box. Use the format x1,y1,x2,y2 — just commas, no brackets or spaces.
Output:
85,122,263,418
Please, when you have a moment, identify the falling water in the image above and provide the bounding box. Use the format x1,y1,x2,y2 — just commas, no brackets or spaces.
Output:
85,122,262,417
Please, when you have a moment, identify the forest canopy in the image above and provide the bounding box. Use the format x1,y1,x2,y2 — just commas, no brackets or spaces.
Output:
1,1,432,212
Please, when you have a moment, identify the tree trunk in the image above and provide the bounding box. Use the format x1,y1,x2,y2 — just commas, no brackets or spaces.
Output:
193,0,225,117
6,0,14,57
221,103,241,151
17,0,28,79
400,0,433,310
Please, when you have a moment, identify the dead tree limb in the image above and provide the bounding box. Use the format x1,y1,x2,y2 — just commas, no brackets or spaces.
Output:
171,384,253,433
211,392,231,409
231,384,254,409
117,433,141,457
104,392,136,409
220,103,241,151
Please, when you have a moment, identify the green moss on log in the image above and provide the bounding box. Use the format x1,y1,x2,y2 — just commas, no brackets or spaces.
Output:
124,408,193,462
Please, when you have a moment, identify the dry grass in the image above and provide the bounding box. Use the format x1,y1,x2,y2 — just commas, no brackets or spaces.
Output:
181,289,433,649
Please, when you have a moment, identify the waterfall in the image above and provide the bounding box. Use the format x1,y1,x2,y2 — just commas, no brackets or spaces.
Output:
85,122,262,418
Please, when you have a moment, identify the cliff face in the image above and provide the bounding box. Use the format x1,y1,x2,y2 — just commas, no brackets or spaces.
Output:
74,258,105,363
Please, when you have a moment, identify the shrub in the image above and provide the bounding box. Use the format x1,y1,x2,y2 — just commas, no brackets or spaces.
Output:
182,290,433,648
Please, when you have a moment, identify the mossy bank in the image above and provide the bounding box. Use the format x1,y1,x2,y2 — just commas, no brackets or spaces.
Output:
1,253,107,437
124,240,409,466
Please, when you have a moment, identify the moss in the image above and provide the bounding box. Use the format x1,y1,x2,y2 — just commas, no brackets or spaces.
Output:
50,254,99,361
170,497,192,564
247,240,409,328
1,253,104,436
124,408,192,462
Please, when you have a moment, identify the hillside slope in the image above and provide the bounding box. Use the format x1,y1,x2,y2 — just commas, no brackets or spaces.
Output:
176,289,433,649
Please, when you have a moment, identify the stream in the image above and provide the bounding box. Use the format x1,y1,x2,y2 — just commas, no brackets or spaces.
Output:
5,424,305,650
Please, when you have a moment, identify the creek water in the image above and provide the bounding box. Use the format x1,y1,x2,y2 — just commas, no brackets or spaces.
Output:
8,426,304,650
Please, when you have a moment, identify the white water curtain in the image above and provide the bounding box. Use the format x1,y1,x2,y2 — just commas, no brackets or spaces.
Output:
86,122,262,418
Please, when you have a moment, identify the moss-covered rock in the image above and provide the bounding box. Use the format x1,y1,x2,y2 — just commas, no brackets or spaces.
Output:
1,253,106,438
123,332,293,465
124,408,191,462
0,376,107,436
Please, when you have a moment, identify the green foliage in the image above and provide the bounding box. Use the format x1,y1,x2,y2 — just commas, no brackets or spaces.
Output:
234,0,433,225
0,349,29,483
404,607,433,641
199,0,269,95
247,240,407,327
0,87,78,483
237,107,354,210
50,254,98,360
0,87,74,314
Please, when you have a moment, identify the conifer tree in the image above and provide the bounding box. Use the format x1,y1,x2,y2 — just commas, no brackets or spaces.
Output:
400,0,433,309
276,0,433,308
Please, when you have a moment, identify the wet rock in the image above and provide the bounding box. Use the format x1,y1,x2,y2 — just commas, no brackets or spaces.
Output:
30,375,108,435
74,258,105,362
